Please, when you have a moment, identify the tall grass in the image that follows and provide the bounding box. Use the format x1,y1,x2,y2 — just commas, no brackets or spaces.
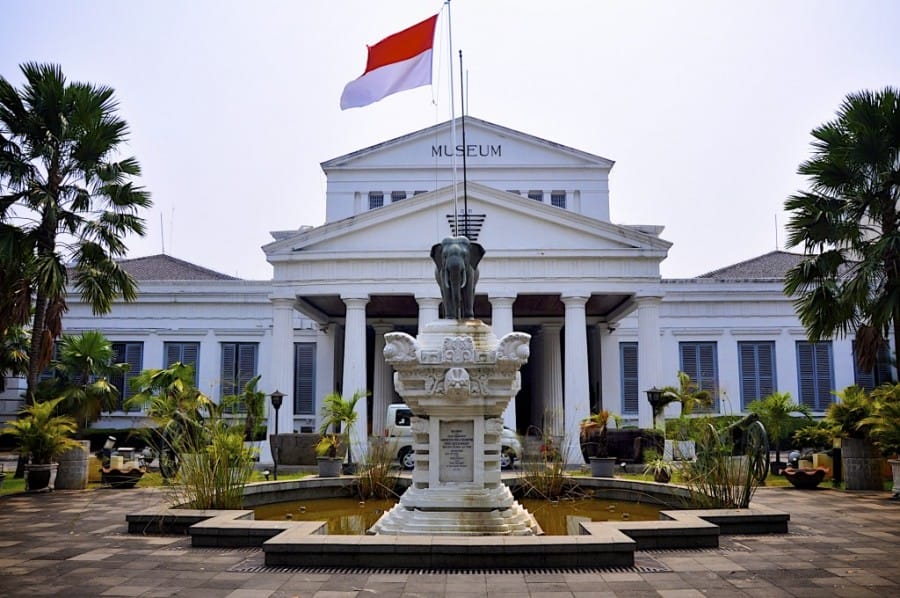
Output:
681,418,767,508
517,426,582,500
166,410,257,509
354,437,400,499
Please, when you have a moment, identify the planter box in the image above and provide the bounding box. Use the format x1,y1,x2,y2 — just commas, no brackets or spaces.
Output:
589,456,616,477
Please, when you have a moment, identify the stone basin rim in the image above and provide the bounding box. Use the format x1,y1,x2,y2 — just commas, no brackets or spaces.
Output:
125,475,790,569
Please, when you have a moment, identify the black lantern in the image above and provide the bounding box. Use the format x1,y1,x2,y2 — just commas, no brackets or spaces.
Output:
270,390,285,480
646,387,664,421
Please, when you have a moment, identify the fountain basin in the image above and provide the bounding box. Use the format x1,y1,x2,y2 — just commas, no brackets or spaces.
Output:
126,475,789,569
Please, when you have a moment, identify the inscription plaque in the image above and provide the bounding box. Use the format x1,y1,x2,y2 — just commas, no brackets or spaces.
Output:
439,420,474,483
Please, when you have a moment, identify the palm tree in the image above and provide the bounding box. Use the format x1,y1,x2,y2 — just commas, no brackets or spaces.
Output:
747,391,812,469
318,390,369,468
0,63,151,405
784,87,900,372
126,363,212,480
40,330,127,429
0,324,29,392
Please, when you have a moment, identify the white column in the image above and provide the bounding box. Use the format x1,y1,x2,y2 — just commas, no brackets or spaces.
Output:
636,296,663,429
542,323,564,438
490,295,517,430
416,296,441,332
372,323,393,436
342,296,369,462
562,295,590,465
265,297,295,465
315,325,335,417
599,323,620,418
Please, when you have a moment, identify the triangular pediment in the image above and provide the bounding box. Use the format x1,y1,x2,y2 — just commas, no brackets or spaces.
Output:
264,182,668,258
320,117,614,172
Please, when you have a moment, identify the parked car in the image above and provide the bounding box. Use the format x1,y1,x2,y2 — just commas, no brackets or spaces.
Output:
384,404,522,470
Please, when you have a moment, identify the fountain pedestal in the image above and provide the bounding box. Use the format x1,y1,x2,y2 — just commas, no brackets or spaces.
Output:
370,319,540,536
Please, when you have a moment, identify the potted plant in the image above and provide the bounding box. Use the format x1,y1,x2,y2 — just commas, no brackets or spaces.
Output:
316,389,368,477
860,383,900,497
2,397,81,492
642,449,674,483
659,372,712,459
748,391,811,475
825,385,883,490
581,410,616,476
315,431,345,477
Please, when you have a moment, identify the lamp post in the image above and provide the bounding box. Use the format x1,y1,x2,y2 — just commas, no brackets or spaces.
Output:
646,387,664,429
270,390,285,481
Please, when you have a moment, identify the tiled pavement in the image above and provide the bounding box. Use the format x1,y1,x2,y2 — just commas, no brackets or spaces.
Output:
0,485,898,597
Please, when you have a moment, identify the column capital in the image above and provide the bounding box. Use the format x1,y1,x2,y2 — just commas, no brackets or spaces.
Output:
372,322,393,334
542,322,563,335
415,296,441,308
271,297,295,309
488,295,516,308
341,296,369,309
560,294,589,307
634,295,663,306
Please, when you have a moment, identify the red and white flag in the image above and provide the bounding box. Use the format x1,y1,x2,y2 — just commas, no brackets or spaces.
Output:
340,14,439,110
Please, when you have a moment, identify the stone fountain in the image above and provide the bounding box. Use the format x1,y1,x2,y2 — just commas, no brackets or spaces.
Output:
370,237,540,535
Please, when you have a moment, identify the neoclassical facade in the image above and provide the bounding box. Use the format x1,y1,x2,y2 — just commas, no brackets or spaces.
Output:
1,118,886,463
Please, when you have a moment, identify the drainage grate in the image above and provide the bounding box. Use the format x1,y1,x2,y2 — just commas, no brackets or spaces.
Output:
642,539,754,555
227,554,671,574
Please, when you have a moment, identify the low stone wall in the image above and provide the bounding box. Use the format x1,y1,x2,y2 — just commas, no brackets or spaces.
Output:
271,433,320,465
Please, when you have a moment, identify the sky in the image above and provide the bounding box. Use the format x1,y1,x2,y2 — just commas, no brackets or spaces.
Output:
2,1,899,280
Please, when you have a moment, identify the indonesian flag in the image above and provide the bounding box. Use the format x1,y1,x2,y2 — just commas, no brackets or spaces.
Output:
340,14,439,110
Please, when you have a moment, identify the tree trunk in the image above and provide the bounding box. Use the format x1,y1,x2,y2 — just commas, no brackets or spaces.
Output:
25,293,48,406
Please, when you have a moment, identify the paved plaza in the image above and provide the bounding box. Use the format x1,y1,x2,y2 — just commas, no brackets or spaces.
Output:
0,485,898,597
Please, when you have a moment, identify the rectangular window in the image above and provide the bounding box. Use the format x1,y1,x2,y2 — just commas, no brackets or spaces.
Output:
293,343,316,415
221,342,258,400
110,342,143,410
679,342,719,412
550,191,567,208
164,342,200,385
527,190,543,202
390,191,407,202
368,191,384,209
620,342,639,415
853,340,893,392
739,341,776,409
796,341,834,411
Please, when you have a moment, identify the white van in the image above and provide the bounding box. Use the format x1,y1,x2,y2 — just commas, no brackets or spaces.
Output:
384,404,522,470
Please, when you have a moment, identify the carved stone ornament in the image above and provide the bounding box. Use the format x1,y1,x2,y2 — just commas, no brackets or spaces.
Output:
485,418,503,434
496,332,531,363
443,367,470,397
383,332,418,362
442,336,476,363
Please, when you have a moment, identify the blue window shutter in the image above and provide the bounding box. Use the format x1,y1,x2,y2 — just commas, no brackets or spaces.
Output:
221,343,237,398
111,342,143,410
294,343,316,415
813,342,833,410
797,341,833,410
739,341,776,409
620,342,638,415
680,342,719,412
164,342,200,385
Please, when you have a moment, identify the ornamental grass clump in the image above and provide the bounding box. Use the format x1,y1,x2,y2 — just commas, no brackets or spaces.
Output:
518,424,581,500
681,416,768,508
355,437,400,500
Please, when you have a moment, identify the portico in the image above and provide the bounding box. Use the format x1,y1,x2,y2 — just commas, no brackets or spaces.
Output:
263,188,668,460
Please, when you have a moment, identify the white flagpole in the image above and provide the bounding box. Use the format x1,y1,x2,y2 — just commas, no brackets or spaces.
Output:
446,0,459,234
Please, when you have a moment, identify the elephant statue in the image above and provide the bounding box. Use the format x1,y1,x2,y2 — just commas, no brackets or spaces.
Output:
430,236,485,320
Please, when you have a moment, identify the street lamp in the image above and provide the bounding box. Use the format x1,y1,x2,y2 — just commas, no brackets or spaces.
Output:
270,390,285,480
646,387,664,424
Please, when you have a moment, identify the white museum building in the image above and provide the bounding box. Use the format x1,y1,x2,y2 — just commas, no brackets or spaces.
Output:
1,117,890,463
